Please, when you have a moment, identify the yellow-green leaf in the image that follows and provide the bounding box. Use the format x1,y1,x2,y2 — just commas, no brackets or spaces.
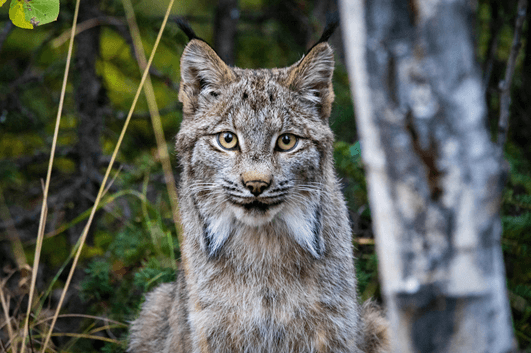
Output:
23,0,60,27
0,0,8,7
9,1,33,29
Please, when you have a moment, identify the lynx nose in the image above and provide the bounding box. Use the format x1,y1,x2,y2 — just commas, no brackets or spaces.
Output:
242,171,271,197
245,181,270,196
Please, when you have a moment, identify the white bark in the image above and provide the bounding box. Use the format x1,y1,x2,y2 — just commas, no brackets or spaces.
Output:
338,0,516,351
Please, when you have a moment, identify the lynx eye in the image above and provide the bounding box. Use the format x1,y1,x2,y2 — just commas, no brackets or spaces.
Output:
217,132,238,150
276,134,298,151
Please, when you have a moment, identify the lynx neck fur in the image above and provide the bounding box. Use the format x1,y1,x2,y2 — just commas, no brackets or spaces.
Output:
128,23,389,353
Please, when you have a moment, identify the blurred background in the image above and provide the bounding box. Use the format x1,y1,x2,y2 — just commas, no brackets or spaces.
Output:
0,0,530,351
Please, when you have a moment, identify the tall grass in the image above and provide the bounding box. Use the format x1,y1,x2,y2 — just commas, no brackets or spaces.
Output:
1,0,178,351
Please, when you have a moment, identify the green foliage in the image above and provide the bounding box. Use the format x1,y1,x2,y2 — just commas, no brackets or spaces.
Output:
101,340,128,353
356,252,379,302
109,228,150,267
501,142,531,348
133,258,176,292
334,140,368,210
330,65,357,142
81,260,114,302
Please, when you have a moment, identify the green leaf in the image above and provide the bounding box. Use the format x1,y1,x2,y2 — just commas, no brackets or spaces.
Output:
0,0,7,7
9,0,33,29
23,0,60,26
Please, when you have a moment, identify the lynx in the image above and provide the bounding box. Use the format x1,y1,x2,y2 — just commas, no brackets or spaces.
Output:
128,19,389,353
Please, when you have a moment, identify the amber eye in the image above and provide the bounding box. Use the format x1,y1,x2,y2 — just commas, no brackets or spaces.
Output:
276,134,298,151
218,132,238,150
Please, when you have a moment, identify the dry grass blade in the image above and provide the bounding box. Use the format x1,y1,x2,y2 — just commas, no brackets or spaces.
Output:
36,333,119,345
122,0,183,249
0,284,16,353
40,0,176,351
21,0,83,349
33,314,127,328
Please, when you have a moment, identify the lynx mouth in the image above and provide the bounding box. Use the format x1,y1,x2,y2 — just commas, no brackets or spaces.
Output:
232,200,283,212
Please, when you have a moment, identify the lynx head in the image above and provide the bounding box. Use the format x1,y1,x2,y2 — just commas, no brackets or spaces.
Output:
176,31,337,259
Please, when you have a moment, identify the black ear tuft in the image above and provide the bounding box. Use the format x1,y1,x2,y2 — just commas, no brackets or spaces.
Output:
307,12,339,55
317,12,340,44
175,18,201,41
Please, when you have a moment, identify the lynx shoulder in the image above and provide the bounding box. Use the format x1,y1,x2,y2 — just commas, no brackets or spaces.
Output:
128,20,389,353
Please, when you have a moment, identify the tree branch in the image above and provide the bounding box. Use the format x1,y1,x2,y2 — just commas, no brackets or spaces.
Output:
0,21,13,55
498,0,528,147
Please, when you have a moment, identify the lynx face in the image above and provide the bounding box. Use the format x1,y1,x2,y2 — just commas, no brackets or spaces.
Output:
176,40,335,259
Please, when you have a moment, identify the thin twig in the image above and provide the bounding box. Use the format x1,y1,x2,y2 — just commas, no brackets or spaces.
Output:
21,0,83,349
498,0,528,147
122,0,183,250
40,0,176,351
0,339,6,353
0,21,13,54
51,16,126,48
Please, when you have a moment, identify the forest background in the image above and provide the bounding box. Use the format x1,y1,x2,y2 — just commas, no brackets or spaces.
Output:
0,0,530,351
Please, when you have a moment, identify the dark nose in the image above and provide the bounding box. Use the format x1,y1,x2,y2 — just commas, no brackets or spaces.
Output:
244,180,270,196
241,170,272,196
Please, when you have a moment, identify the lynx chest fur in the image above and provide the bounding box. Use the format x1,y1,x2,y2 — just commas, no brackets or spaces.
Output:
128,23,388,353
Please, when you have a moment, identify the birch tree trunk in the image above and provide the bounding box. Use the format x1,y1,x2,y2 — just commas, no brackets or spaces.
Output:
338,0,516,351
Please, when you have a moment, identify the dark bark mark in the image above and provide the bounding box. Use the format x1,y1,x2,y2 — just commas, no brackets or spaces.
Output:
408,0,419,25
386,55,398,105
396,285,456,353
214,0,239,66
405,111,442,201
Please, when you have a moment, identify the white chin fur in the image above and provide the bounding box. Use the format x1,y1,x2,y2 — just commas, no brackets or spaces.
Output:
276,201,323,258
202,200,322,258
231,203,283,226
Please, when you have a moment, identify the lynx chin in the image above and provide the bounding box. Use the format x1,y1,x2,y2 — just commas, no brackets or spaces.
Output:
128,19,390,353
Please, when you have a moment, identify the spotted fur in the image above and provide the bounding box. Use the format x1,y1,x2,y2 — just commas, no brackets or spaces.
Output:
129,34,389,353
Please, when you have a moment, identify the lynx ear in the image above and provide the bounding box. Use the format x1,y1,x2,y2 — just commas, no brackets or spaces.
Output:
286,42,335,119
179,39,235,115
